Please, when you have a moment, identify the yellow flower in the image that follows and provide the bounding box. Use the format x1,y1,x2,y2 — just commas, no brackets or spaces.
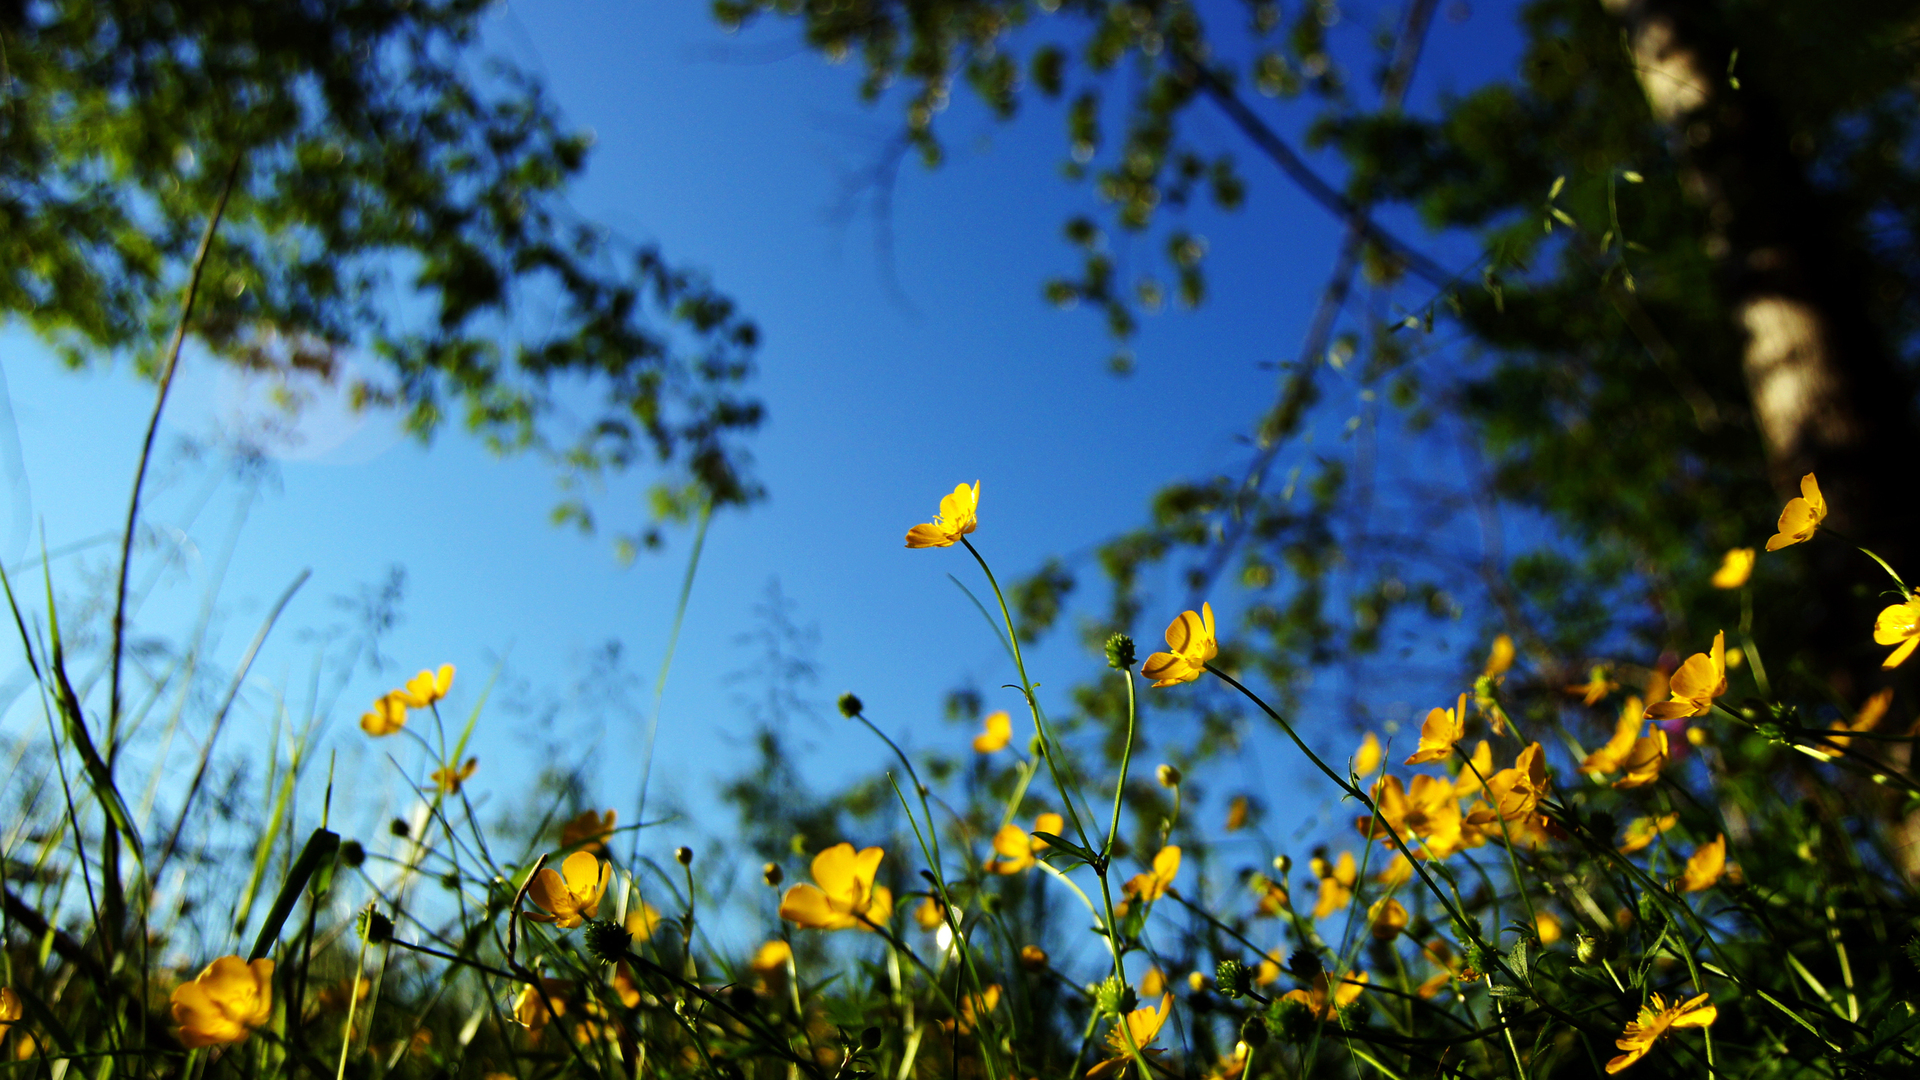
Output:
1452,739,1495,797
1139,967,1166,997
1618,813,1679,854
904,482,980,548
524,852,610,929
1484,634,1515,677
171,956,275,1049
1710,548,1755,589
1645,632,1726,720
1140,603,1217,687
1875,599,1920,669
1825,688,1894,753
1611,728,1669,790
511,979,569,1033
0,987,20,1040
398,664,455,708
748,940,792,990
1020,945,1049,970
1405,693,1467,765
1677,835,1726,893
430,757,477,794
1605,992,1717,1073
953,984,1000,1035
1279,971,1368,1022
1535,910,1563,945
983,813,1063,874
1353,732,1383,778
1765,473,1825,551
1581,696,1646,775
359,690,408,737
1564,666,1619,706
1225,794,1250,832
1249,874,1289,917
1085,994,1171,1080
913,897,948,931
1360,774,1475,858
1121,846,1182,904
1466,744,1550,826
560,809,617,855
625,901,662,942
1368,897,1407,940
972,710,1012,753
778,843,895,931
1310,851,1356,919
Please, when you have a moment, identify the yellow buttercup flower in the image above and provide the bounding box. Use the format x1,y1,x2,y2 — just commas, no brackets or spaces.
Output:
972,710,1012,753
1466,744,1550,826
1020,945,1050,970
1535,910,1563,945
398,664,455,708
983,813,1063,874
904,482,980,548
1353,732,1383,778
1140,603,1217,687
171,956,275,1049
1405,693,1467,765
1225,794,1250,832
625,901,663,942
1121,846,1182,904
524,851,610,929
1645,632,1726,720
1875,599,1920,669
1451,739,1495,798
952,984,1000,1035
0,987,20,1039
748,940,792,991
1605,992,1717,1073
1618,813,1679,854
560,809,617,855
1368,897,1408,940
1085,994,1171,1080
1279,971,1368,1022
778,843,895,931
359,690,408,737
430,757,477,794
1765,473,1825,551
1310,851,1356,919
913,897,948,931
1564,666,1619,706
1710,548,1755,589
1484,634,1515,677
1581,696,1646,775
1359,775,1474,859
1677,835,1726,893
510,979,569,1033
1824,688,1894,754
1611,728,1669,789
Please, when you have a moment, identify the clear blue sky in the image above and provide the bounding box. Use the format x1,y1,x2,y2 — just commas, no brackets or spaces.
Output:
0,0,1526,934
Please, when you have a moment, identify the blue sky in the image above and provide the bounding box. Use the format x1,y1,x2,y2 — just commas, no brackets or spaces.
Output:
0,0,1529,937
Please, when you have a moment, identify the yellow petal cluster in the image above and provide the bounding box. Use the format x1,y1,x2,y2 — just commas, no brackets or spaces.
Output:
1618,813,1678,854
560,809,617,855
1405,693,1467,765
983,813,1063,875
1225,794,1250,832
1646,632,1726,720
1581,697,1646,774
1875,599,1920,669
430,757,477,794
1764,473,1825,551
1280,971,1368,1022
778,843,895,931
1309,851,1356,919
1677,835,1726,893
1368,897,1408,940
1121,846,1182,905
171,956,275,1049
0,987,17,1039
399,664,455,708
1086,994,1171,1080
904,482,979,548
1140,603,1217,687
1711,547,1755,588
972,710,1012,752
524,851,610,929
1606,992,1717,1073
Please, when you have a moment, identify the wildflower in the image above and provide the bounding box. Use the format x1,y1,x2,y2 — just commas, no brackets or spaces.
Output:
359,691,408,736
1405,693,1467,765
560,809,617,855
1121,846,1182,904
762,862,784,887
1875,599,1920,669
398,664,455,708
1188,971,1210,992
1416,941,1460,999
430,757,477,794
984,813,1064,874
1278,971,1367,1022
310,976,371,1017
1565,666,1619,706
1611,728,1669,789
624,901,662,942
1254,948,1286,987
1225,794,1250,832
904,482,979,548
1583,696,1647,775
170,956,275,1049
1467,744,1550,826
1677,835,1726,892
778,843,895,931
1711,548,1755,589
511,979,569,1033
1140,603,1217,687
1825,688,1894,754
1360,775,1473,858
1452,740,1495,797
0,988,19,1039
1368,897,1407,940
972,710,1012,752
913,897,947,931
1605,992,1717,1073
1156,763,1181,787
1020,945,1049,971
1618,813,1679,854
1140,967,1166,997
1353,732,1382,778
1485,633,1516,676
749,940,791,993
1535,911,1563,945
953,985,1000,1035
1376,854,1415,888
1764,473,1825,551
1645,632,1726,720
1310,852,1356,919
1086,994,1171,1080
525,852,610,929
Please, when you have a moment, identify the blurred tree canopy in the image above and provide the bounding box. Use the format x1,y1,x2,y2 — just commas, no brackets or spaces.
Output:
713,0,1920,730
0,0,763,544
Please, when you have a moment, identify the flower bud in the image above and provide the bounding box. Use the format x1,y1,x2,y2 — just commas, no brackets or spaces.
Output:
860,1026,883,1051
1019,945,1049,971
1272,995,1314,1043
1215,959,1252,999
1575,933,1605,965
1105,633,1136,670
762,862,784,887
837,692,864,718
339,839,366,868
1239,1015,1270,1049
389,817,411,838
1272,854,1292,877
1157,764,1182,788
583,918,633,964
1092,976,1137,1018
1287,949,1323,981
675,846,694,867
356,907,394,944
